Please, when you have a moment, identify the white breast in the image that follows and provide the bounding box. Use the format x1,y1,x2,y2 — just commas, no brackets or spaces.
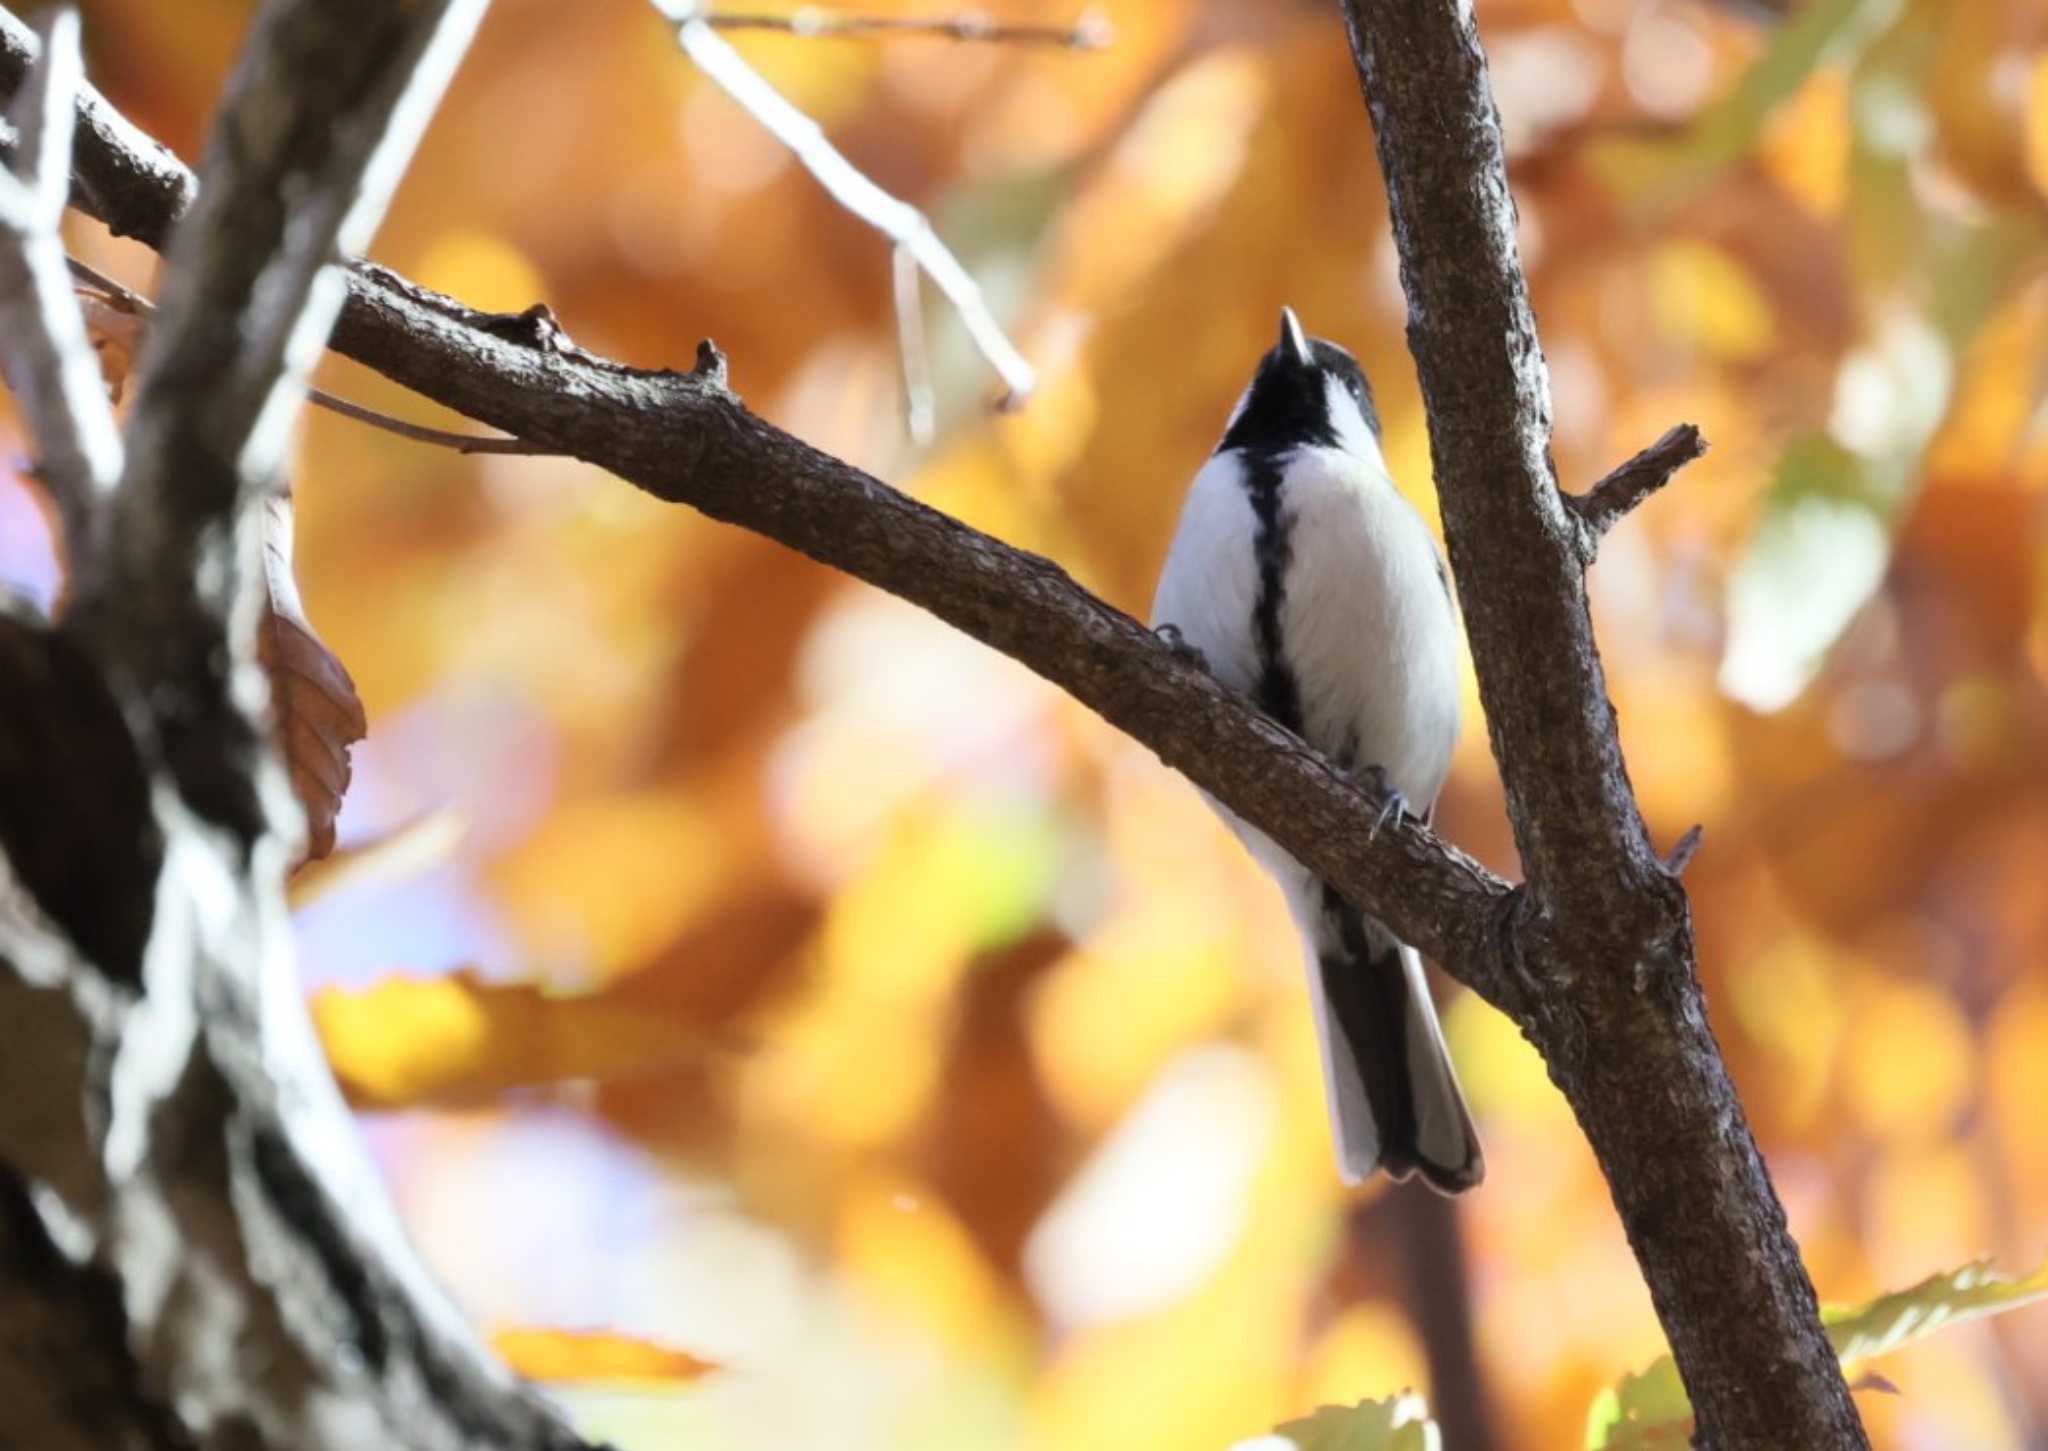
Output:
1150,451,1266,703
1276,444,1461,809
1151,443,1461,815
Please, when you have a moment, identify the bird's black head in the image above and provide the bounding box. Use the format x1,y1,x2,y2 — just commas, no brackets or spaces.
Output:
1217,308,1381,457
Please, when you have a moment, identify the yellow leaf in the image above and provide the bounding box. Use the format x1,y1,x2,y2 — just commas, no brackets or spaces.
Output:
1757,65,1851,217
1650,241,1778,362
313,972,727,1108
1840,974,1974,1146
491,1326,717,1385
2028,52,2048,200
412,228,547,313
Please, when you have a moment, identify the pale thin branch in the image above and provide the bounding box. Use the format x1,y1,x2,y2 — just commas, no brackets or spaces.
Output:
1572,422,1707,545
65,255,560,457
0,10,121,544
891,241,935,445
654,0,1038,406
691,4,1112,48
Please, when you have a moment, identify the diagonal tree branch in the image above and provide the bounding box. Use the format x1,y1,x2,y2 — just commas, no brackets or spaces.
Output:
1337,2,1865,1448
0,9,121,552
4,2,599,1448
0,7,1527,1011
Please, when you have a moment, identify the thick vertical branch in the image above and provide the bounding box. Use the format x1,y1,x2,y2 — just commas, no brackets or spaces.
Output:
1,2,597,1447
1336,3,1868,1449
0,1165,191,1451
71,0,488,845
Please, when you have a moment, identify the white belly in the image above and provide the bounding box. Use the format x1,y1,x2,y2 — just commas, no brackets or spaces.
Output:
1276,445,1461,809
1152,443,1461,812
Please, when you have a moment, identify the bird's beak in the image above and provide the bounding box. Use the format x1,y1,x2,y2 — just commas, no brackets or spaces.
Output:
1278,306,1312,366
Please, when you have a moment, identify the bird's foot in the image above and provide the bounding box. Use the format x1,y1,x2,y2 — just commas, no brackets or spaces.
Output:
1154,622,1209,671
1359,764,1416,841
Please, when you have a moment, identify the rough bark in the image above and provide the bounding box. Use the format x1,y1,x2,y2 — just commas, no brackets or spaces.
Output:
0,2,598,1448
0,2,1864,1447
1339,3,1868,1448
0,1164,193,1451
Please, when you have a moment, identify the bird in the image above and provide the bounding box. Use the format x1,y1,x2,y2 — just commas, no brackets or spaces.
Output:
1150,307,1483,1194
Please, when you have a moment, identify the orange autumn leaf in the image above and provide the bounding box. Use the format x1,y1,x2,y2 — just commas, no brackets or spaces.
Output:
491,1327,717,1385
312,970,731,1109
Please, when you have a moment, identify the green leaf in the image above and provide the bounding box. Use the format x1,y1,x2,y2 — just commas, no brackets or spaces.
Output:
1589,0,1902,218
1719,434,1900,712
1585,1259,2048,1449
1824,1258,2048,1365
1235,1394,1440,1451
1719,210,2043,711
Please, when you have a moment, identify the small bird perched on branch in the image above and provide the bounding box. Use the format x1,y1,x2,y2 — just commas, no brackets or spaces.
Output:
1151,308,1482,1193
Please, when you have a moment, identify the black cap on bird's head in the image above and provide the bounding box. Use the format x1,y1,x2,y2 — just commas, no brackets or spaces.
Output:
1218,307,1382,456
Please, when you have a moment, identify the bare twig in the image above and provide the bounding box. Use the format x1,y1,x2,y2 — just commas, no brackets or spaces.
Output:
64,255,559,457
0,11,121,547
891,241,935,445
654,0,1037,406
297,385,560,455
689,4,1112,48
1662,823,1705,876
1571,423,1707,547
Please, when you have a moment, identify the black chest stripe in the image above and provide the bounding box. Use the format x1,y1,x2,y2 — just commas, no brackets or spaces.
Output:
1240,448,1304,734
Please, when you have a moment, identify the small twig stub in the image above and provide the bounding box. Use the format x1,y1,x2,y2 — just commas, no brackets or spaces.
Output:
1573,422,1708,545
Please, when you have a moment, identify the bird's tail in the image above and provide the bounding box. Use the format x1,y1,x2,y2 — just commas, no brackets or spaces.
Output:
1306,884,1483,1194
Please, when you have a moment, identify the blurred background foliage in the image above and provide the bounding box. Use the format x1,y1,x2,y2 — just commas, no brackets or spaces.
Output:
2,0,2046,1447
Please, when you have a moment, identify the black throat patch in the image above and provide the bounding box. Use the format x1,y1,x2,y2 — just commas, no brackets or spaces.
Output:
1239,448,1304,734
1218,338,1380,456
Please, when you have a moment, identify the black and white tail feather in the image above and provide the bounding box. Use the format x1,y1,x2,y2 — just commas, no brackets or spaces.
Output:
1152,308,1483,1194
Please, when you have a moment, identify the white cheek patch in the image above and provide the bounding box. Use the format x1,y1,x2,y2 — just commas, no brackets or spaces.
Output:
1221,380,1255,440
1323,373,1383,462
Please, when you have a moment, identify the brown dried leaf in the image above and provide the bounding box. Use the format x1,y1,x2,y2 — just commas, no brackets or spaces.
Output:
77,291,144,405
258,492,366,862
